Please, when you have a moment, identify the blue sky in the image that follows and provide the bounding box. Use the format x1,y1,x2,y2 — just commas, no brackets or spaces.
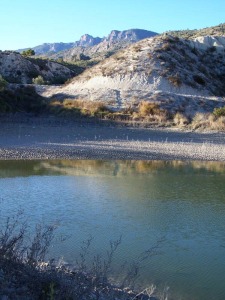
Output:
1,0,225,50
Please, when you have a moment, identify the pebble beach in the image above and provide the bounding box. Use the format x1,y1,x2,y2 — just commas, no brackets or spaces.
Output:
0,116,225,161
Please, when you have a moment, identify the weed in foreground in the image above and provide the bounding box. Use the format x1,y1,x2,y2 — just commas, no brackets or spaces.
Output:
0,207,168,299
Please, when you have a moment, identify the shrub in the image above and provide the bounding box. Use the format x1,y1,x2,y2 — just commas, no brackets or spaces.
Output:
21,49,35,56
32,75,45,85
213,106,225,118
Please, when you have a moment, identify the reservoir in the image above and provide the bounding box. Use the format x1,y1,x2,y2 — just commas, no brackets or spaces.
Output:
0,160,225,299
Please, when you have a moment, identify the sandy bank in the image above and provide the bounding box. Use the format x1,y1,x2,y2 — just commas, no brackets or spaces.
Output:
0,116,225,161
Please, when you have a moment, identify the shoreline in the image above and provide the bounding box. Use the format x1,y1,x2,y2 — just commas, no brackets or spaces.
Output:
1,116,225,161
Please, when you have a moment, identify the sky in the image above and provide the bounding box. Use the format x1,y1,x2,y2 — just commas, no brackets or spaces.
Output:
0,0,225,50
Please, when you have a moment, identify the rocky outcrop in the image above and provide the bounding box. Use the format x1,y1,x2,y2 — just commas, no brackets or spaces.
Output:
74,34,102,47
190,35,225,51
0,51,74,84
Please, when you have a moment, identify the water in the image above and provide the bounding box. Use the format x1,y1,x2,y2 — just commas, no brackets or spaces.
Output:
0,160,225,299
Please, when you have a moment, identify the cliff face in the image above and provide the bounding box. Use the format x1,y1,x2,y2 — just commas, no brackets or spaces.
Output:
0,51,74,84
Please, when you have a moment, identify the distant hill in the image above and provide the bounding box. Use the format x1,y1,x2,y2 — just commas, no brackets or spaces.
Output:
17,29,158,61
18,42,75,56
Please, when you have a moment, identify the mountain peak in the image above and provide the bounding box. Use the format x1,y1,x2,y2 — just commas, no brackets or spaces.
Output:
75,34,102,47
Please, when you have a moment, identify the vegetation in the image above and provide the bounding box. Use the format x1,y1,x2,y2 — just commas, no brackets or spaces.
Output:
21,48,35,56
0,85,46,113
165,22,225,39
173,112,189,126
49,98,110,118
32,75,45,85
213,106,225,118
0,208,166,299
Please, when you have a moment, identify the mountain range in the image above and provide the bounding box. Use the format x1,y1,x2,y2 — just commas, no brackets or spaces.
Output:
18,29,158,60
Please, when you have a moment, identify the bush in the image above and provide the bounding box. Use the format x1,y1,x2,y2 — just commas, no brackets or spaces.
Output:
32,75,45,85
21,49,35,56
213,106,225,118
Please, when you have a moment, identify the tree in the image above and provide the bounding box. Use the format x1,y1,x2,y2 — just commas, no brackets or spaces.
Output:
22,49,35,57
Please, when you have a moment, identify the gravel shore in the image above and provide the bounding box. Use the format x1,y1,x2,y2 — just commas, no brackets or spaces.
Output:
0,116,225,161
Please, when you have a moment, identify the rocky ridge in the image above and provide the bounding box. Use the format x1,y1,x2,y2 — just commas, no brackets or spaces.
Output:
167,22,225,39
36,34,225,116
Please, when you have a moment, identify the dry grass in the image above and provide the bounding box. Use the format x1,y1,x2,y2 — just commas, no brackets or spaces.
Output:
49,99,225,131
173,112,189,126
49,98,109,117
135,101,170,124
138,101,161,117
190,112,225,130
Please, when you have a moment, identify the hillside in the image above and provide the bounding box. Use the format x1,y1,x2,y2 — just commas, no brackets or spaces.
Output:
166,22,225,39
0,51,75,84
36,34,225,117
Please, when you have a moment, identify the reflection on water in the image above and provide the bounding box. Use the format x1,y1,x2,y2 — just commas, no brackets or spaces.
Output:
1,159,225,178
0,160,225,300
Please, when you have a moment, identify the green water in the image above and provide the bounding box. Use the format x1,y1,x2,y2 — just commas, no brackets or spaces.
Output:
0,160,225,300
